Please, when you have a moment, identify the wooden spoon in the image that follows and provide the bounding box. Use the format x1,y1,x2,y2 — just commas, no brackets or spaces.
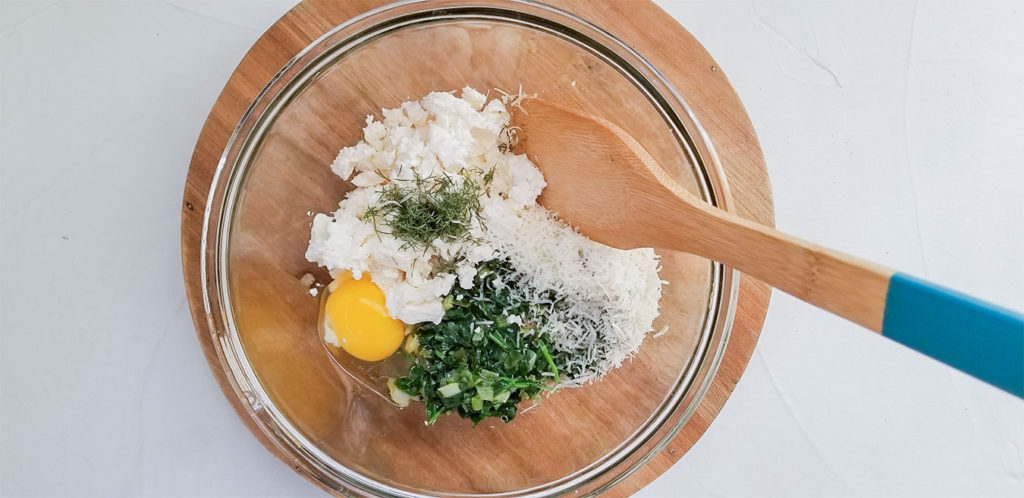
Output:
517,99,1024,397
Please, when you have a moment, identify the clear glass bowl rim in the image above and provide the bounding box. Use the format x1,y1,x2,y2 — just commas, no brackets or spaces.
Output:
198,0,741,496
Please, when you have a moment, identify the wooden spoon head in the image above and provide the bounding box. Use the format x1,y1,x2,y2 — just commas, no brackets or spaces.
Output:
514,99,698,251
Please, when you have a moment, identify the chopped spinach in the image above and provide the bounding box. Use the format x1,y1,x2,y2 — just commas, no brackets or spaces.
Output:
393,260,568,424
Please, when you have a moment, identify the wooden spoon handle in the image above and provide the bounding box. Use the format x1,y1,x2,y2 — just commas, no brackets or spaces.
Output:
514,98,1021,395
659,201,1024,397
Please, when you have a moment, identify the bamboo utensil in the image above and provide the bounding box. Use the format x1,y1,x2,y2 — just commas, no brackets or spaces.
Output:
519,99,1024,397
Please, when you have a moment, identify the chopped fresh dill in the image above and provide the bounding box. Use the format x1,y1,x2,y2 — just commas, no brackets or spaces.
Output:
364,171,492,251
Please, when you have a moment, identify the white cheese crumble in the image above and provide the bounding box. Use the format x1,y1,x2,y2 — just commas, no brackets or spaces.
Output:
306,87,663,381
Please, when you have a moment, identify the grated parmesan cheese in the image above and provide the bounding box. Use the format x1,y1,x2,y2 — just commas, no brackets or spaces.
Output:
479,202,662,383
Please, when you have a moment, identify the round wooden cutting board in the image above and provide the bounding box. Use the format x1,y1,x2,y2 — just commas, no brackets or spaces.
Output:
181,0,774,495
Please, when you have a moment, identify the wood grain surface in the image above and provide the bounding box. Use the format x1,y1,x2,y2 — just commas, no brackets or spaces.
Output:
520,98,890,333
181,1,774,496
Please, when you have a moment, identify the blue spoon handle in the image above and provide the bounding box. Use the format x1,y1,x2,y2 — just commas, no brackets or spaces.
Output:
656,191,1024,397
882,273,1024,397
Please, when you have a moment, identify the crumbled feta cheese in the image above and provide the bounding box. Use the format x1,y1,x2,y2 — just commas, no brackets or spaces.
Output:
307,88,534,324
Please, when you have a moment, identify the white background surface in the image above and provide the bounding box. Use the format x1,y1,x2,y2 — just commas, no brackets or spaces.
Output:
1,0,1022,496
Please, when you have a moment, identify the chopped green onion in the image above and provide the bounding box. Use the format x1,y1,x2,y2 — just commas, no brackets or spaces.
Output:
438,383,462,398
477,386,494,401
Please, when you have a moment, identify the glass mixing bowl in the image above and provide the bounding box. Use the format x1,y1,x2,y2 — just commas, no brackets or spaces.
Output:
200,0,738,495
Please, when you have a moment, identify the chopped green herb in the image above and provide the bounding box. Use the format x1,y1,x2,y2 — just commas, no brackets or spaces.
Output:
363,171,491,251
537,340,560,384
392,260,568,424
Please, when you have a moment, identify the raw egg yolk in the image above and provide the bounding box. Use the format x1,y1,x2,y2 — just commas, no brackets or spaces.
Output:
325,273,404,362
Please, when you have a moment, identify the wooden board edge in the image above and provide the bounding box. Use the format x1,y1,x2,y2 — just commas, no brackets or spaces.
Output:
179,0,774,495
